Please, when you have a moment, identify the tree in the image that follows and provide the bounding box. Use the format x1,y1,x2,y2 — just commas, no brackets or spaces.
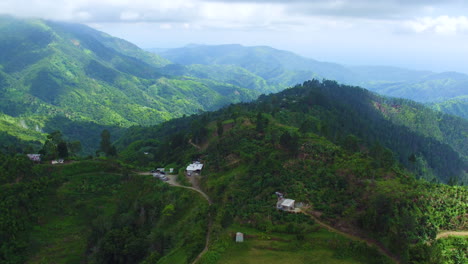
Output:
68,140,82,157
100,130,112,155
99,130,117,157
40,130,64,160
57,142,69,159
217,120,224,136
256,112,269,133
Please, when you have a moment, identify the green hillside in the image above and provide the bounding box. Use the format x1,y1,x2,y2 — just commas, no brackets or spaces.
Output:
118,79,467,184
0,159,209,264
0,17,261,152
430,96,468,120
1,80,467,264
157,44,468,117
114,80,467,263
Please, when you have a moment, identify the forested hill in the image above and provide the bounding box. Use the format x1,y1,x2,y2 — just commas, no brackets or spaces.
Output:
115,79,467,263
117,79,468,184
0,16,261,152
430,96,468,120
157,44,468,117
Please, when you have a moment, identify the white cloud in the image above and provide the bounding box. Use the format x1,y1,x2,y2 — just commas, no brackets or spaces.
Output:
406,16,468,34
160,23,173,29
120,11,140,21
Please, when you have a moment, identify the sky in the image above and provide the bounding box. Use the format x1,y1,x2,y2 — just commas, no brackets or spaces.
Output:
2,0,468,74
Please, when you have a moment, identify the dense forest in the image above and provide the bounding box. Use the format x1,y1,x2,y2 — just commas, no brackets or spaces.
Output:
117,79,467,184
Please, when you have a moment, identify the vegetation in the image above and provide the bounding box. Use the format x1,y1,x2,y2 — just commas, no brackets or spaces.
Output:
116,79,467,263
0,16,263,153
0,17,467,263
0,157,208,264
430,96,468,120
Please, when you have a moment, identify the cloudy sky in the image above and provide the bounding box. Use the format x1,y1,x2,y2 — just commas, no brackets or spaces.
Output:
2,0,468,73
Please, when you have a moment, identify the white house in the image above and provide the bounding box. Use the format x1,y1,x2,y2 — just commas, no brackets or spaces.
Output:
27,154,41,162
186,161,203,175
277,198,295,211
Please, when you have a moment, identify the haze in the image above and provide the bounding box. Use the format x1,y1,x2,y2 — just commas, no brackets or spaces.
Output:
2,0,468,74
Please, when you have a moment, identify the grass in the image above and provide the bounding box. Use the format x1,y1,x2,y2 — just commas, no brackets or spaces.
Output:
201,224,388,264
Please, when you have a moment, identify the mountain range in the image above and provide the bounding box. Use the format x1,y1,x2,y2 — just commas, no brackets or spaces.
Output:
0,15,467,264
155,44,468,118
0,15,466,154
0,16,267,151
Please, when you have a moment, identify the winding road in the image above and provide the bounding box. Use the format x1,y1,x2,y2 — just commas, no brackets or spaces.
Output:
139,172,212,264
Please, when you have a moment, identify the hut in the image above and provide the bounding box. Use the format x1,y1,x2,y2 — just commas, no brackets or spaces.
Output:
235,232,244,242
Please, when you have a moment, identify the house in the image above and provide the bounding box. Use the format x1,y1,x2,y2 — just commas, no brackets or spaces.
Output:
186,161,203,175
277,198,295,211
27,154,41,162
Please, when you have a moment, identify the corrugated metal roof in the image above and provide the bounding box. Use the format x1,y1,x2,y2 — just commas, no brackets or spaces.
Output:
186,163,203,171
281,199,295,207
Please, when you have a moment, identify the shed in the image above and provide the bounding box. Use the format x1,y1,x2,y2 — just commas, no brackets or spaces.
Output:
235,232,244,242
280,199,295,211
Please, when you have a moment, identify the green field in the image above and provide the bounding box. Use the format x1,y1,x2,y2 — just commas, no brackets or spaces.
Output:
200,225,391,264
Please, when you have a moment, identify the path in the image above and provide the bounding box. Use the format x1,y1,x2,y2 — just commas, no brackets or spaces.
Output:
302,209,401,264
138,172,212,263
436,231,468,239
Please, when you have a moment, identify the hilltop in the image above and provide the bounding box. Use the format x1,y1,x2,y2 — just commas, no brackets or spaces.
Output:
115,79,468,263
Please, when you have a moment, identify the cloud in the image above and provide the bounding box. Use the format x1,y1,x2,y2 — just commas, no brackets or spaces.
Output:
1,0,468,34
405,16,468,34
204,0,467,20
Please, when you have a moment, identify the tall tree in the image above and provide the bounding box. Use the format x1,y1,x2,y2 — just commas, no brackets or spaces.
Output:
100,129,112,156
57,142,69,159
99,130,117,157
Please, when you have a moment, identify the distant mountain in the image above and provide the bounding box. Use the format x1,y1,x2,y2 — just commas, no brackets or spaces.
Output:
0,17,261,152
155,44,468,117
430,96,468,120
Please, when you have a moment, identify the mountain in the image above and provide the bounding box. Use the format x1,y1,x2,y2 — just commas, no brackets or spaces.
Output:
3,80,466,263
0,17,262,152
115,79,468,263
117,79,467,184
430,96,468,120
156,44,468,117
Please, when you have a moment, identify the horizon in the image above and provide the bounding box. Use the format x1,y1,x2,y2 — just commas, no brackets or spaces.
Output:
2,0,468,74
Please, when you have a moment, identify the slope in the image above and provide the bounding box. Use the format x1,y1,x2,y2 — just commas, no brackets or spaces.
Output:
430,96,468,120
0,16,261,152
0,159,209,264
116,80,467,264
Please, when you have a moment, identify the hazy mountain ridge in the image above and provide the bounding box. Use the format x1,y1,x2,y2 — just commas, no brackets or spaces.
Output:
156,44,468,115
